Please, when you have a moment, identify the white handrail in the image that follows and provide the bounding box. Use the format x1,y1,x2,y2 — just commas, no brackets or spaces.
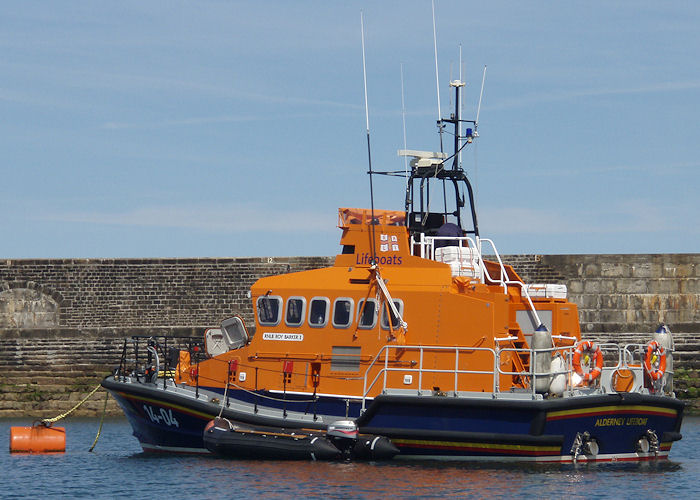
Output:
411,234,543,328
478,237,542,328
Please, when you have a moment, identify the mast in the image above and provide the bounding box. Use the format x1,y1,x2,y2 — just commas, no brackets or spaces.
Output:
402,74,480,239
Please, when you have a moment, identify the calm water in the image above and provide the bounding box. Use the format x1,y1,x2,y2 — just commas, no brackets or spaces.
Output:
2,416,700,499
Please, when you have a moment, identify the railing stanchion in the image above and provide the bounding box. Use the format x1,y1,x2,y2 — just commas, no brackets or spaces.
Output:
383,348,389,393
454,348,459,395
163,337,168,390
418,347,424,394
119,339,127,382
493,347,498,394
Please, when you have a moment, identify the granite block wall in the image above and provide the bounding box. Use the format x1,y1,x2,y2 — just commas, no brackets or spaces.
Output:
0,257,332,331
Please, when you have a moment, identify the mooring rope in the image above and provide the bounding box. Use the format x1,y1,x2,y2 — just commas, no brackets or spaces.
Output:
218,379,230,418
89,390,110,452
41,383,102,424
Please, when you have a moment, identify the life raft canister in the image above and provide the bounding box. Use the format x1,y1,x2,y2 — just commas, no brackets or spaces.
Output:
644,340,667,381
572,340,603,383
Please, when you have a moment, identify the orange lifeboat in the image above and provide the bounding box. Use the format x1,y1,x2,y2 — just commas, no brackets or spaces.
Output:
9,423,66,453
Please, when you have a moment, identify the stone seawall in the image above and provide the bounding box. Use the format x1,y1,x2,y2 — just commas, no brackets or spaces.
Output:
1,254,698,417
0,257,331,330
539,254,699,334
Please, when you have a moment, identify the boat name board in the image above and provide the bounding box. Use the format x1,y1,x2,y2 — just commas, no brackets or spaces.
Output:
262,332,304,341
594,417,648,427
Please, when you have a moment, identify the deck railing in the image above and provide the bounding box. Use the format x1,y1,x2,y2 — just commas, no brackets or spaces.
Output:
359,341,672,412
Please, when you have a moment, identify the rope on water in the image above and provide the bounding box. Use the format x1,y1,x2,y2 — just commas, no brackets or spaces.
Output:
89,390,110,452
41,383,103,424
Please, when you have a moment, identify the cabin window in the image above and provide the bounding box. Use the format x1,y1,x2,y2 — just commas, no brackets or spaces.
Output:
285,297,306,327
380,299,404,330
257,296,282,326
332,298,354,329
308,297,330,328
357,299,378,329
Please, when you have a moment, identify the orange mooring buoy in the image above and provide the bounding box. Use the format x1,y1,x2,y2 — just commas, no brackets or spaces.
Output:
10,423,66,453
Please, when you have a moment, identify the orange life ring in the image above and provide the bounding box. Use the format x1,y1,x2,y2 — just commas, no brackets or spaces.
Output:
644,341,666,381
572,340,603,383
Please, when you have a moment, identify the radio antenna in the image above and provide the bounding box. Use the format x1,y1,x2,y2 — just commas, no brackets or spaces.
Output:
476,65,487,128
360,11,377,266
401,63,408,186
474,65,486,213
458,43,463,170
431,0,444,153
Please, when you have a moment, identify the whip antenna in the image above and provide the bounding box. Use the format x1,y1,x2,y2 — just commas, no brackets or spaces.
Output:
432,0,443,152
474,65,486,213
459,44,463,169
476,65,487,128
360,12,377,266
401,63,408,186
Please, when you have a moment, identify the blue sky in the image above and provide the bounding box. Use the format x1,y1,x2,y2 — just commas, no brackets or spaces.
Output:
1,1,698,258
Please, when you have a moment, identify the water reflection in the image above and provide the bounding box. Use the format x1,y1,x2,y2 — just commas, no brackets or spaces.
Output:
2,417,698,500
169,456,685,499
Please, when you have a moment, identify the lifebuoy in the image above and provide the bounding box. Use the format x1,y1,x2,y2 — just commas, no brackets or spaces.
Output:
189,366,199,380
572,340,603,384
644,340,666,381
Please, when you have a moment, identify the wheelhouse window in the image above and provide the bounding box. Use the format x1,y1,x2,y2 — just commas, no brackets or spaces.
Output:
332,298,354,329
380,299,404,330
357,299,378,329
257,295,282,326
308,297,330,328
285,297,306,327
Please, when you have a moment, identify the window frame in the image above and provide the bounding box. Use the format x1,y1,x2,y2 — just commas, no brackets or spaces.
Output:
356,298,378,330
284,296,307,327
256,295,283,326
331,297,355,329
380,298,404,330
308,296,331,328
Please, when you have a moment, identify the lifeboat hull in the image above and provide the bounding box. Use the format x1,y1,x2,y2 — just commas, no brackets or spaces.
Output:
356,393,685,462
103,376,683,462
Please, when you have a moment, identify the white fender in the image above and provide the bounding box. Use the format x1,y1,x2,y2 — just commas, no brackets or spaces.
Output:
652,324,674,392
532,324,553,393
549,355,567,395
